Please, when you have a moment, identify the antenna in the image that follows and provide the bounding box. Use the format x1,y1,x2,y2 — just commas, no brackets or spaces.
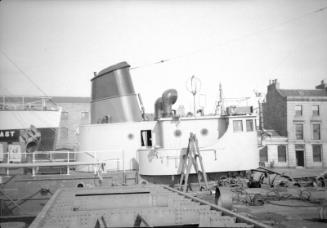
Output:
186,75,201,116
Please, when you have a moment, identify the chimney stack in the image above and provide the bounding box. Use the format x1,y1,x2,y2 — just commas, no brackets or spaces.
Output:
315,80,326,90
268,79,280,91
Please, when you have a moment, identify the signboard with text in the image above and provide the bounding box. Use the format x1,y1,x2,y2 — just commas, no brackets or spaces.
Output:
0,129,20,142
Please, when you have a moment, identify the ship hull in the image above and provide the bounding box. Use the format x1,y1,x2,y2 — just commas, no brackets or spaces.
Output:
78,115,259,175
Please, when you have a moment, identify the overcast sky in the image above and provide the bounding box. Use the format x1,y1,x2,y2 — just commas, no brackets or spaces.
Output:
1,0,327,113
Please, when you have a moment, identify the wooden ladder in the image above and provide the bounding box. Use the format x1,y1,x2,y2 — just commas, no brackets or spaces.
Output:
179,133,209,192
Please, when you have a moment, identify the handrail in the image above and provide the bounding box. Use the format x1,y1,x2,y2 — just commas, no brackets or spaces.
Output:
1,149,123,157
147,147,217,161
1,149,124,176
0,96,59,111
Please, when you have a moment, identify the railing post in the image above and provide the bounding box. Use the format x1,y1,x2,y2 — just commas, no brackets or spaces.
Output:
93,151,97,174
67,150,70,175
32,152,36,177
6,153,10,176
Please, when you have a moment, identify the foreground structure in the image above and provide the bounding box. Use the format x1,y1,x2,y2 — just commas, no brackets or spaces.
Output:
30,185,269,228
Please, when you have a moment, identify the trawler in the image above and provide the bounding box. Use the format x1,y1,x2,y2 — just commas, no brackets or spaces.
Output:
77,62,259,176
0,62,259,226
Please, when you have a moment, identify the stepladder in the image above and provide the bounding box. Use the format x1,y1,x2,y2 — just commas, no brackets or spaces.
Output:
179,133,209,192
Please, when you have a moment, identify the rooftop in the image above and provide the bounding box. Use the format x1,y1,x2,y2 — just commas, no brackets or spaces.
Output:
277,89,327,97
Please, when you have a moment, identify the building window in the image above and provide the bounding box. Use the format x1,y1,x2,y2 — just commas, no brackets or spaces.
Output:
61,111,68,120
59,127,68,140
295,124,303,140
312,105,319,116
259,147,268,162
278,145,287,162
312,124,321,140
81,112,89,121
312,144,322,162
246,119,254,132
295,105,302,116
233,120,243,132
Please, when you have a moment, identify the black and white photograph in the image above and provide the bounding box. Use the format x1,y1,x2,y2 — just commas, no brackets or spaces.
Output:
0,0,327,227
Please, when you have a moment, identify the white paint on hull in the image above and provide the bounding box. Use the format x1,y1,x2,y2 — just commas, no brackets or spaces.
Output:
0,110,61,130
78,115,259,175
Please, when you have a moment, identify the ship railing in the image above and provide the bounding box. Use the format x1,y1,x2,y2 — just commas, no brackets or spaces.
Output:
79,150,123,171
0,96,59,111
155,147,217,157
149,147,217,167
0,150,122,176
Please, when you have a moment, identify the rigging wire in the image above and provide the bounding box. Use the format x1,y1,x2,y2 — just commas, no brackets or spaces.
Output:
0,49,57,106
131,5,327,71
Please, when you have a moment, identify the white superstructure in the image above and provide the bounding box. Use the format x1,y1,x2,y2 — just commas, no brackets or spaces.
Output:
78,114,259,175
77,61,259,175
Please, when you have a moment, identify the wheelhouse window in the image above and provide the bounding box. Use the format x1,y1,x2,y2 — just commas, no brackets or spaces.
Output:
278,145,287,162
295,105,302,116
233,120,243,132
312,123,321,140
312,105,319,116
295,124,303,140
312,144,322,162
141,130,152,147
246,119,254,132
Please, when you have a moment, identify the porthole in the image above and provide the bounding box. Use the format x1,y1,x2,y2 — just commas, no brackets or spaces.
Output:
201,128,208,136
128,133,134,140
77,183,84,188
174,129,182,137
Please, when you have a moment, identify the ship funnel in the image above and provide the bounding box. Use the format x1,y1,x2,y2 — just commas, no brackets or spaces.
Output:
154,89,178,120
90,62,142,124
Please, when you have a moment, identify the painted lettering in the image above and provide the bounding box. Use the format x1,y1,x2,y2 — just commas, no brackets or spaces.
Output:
0,130,19,142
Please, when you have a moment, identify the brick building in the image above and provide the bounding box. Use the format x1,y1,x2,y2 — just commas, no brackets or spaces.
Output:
52,97,90,150
261,79,327,168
